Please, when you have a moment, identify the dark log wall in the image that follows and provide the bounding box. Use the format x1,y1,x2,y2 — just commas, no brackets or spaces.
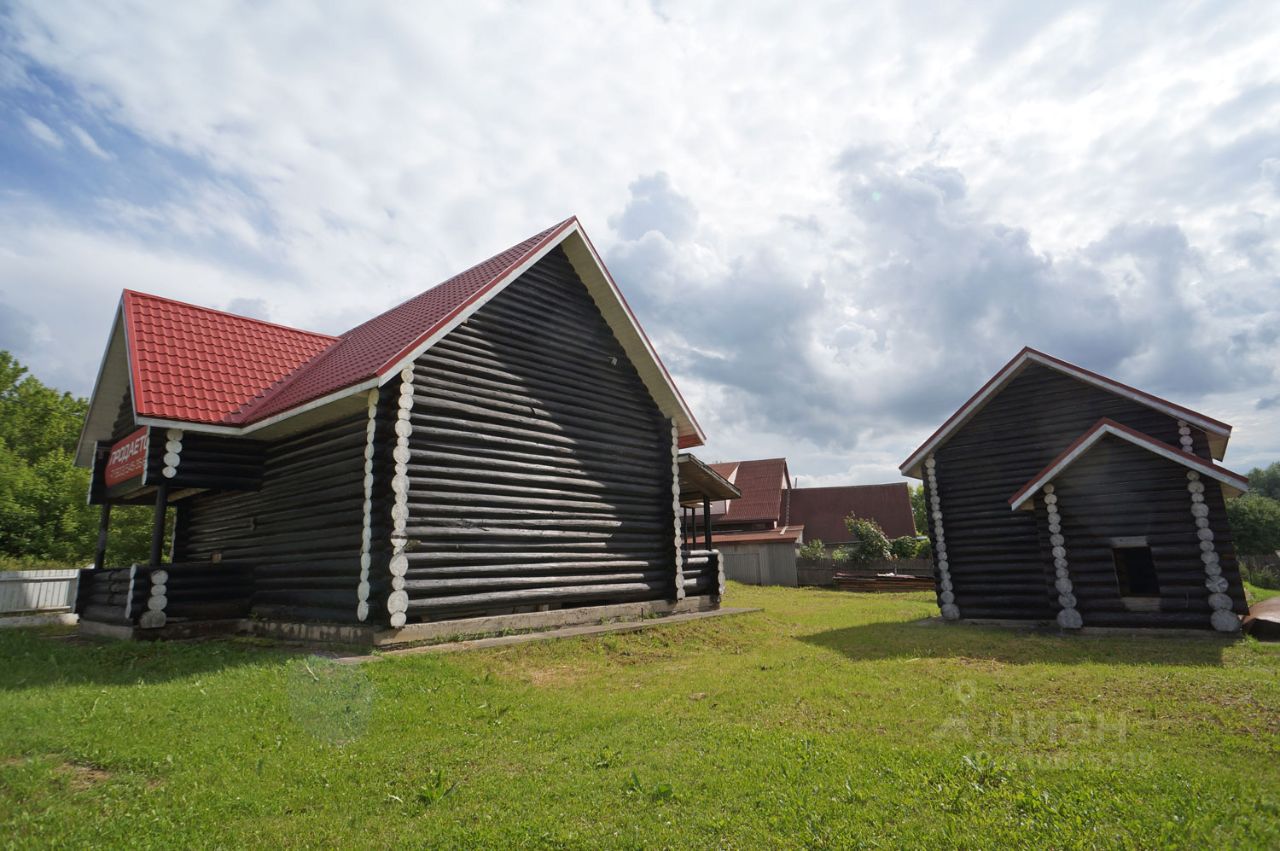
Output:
1043,436,1246,627
147,431,264,492
930,362,1225,623
395,246,675,622
173,413,367,622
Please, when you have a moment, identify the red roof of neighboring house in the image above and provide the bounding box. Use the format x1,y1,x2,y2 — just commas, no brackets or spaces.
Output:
122,291,337,425
1009,418,1249,510
786,483,917,541
712,525,804,545
709,458,791,525
900,347,1233,477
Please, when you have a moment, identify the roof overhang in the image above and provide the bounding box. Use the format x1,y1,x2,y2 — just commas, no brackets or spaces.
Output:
900,347,1233,478
1009,418,1249,511
678,453,742,506
74,300,130,467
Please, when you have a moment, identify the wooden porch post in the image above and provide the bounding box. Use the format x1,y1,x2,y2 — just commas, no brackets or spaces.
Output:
149,484,169,568
93,503,112,569
702,497,712,550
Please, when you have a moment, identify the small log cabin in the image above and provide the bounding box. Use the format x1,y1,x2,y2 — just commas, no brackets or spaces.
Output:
74,217,728,642
900,348,1250,632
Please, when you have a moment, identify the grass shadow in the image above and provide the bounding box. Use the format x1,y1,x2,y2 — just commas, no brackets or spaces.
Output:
0,628,302,691
800,618,1231,667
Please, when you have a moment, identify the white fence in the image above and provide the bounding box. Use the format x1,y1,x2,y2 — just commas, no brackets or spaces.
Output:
0,569,79,617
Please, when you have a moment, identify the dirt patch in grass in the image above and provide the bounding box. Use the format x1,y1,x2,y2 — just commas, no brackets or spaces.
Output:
56,760,112,791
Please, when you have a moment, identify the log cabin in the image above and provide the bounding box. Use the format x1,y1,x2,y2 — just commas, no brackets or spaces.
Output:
900,348,1250,632
73,217,730,643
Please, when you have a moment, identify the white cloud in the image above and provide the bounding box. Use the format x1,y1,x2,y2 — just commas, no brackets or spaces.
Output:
1,0,1278,481
22,114,63,148
68,124,111,159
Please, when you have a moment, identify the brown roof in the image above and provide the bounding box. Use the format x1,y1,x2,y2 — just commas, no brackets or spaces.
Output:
786,483,917,541
708,458,790,525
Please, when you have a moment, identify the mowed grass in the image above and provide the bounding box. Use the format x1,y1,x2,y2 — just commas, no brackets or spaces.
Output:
1,584,1278,849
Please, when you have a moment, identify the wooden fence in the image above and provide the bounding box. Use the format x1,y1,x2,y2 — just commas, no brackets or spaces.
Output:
0,569,80,617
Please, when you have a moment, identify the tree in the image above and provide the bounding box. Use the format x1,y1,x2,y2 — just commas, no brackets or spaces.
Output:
909,484,927,534
1246,462,1280,501
1226,493,1280,556
0,351,158,566
839,515,892,566
889,535,918,559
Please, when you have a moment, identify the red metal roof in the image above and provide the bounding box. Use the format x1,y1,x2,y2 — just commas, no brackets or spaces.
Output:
900,347,1233,476
122,291,337,425
708,458,790,525
120,219,575,426
1008,418,1249,510
786,483,917,541
238,219,574,423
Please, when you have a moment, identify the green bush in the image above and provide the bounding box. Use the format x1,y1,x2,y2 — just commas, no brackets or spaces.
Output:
889,536,917,559
914,537,933,559
1226,493,1280,556
1241,560,1280,591
841,516,892,566
797,539,827,560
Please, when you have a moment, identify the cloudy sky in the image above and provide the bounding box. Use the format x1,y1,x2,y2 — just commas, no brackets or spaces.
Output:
2,1,1278,484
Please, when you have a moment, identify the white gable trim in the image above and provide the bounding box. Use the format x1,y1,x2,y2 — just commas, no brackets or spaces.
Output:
74,302,131,467
901,349,1232,478
1010,422,1248,511
375,221,706,447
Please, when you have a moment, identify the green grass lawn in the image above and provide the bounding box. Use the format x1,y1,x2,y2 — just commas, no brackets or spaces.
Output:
2,584,1278,849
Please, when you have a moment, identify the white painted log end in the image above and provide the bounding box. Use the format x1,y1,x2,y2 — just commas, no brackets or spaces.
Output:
1210,609,1241,632
1056,608,1083,629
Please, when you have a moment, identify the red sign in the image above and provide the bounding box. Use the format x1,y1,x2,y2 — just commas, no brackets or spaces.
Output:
105,427,149,488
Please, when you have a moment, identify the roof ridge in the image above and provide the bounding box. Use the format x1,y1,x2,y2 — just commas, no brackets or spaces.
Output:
122,289,339,342
230,218,575,424
337,216,575,341
900,347,1233,475
792,483,905,491
1008,417,1248,508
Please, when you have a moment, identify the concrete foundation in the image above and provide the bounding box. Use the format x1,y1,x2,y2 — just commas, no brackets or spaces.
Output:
75,594,724,648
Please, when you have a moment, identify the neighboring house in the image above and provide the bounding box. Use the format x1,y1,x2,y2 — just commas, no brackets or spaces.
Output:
787,483,917,546
900,347,1249,632
73,218,725,641
692,458,916,585
700,458,801,586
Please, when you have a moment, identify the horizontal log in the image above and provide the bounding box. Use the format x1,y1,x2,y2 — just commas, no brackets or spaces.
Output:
405,402,661,456
405,548,667,563
403,571,669,592
406,582,666,611
404,560,670,577
81,604,133,624
408,398,663,454
413,382,662,444
407,479,660,508
250,603,359,623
